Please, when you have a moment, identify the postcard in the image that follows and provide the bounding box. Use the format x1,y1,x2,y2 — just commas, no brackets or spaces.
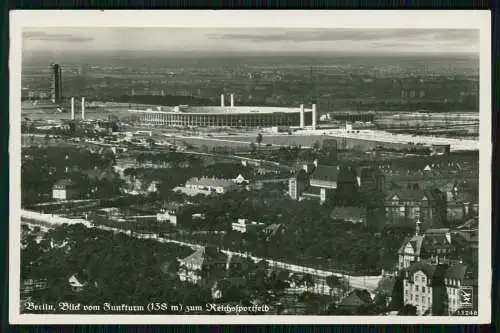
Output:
9,10,491,324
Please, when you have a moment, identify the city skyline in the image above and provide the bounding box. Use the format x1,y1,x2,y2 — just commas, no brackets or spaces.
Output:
23,28,479,55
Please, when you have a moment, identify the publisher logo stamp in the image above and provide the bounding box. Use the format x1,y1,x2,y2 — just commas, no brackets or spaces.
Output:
458,286,473,308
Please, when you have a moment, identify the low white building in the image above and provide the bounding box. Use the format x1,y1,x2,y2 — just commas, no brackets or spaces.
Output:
52,179,78,200
156,210,177,225
231,218,265,233
174,177,237,196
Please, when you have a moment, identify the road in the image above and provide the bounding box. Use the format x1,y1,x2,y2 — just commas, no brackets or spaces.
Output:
21,209,382,292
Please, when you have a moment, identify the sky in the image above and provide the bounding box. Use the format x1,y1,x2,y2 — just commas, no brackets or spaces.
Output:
22,28,480,55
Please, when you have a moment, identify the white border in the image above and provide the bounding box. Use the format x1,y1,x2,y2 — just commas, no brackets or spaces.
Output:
9,10,492,325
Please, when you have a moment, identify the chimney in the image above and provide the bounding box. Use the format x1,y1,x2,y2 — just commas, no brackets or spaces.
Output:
70,97,75,120
312,104,317,130
81,97,85,120
230,94,235,107
220,94,225,107
299,104,305,128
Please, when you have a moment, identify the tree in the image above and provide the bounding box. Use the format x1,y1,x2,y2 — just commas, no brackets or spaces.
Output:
146,138,155,149
256,133,263,152
249,142,257,155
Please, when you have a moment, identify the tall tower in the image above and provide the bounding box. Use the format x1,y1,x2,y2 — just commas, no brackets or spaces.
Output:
50,63,62,104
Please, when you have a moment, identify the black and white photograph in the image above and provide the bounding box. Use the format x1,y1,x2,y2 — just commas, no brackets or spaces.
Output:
9,10,491,324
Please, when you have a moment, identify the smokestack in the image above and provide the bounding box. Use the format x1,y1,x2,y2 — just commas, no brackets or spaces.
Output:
312,104,317,130
299,104,305,128
220,94,225,107
230,94,235,107
81,97,85,120
70,97,75,120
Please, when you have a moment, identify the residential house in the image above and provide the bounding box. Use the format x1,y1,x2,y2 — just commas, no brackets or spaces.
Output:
231,218,265,233
156,203,182,226
174,177,237,196
52,179,78,200
330,206,368,225
68,274,87,292
402,261,471,315
233,174,250,185
309,165,339,204
177,247,227,285
398,221,455,270
385,187,446,227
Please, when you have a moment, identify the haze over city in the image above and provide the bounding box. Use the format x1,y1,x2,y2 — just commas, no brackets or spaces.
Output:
23,28,479,55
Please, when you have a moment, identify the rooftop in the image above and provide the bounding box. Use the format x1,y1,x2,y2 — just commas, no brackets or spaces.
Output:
185,177,235,188
130,105,313,115
310,165,339,183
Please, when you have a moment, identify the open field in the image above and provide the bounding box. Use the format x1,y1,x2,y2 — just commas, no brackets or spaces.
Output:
211,134,410,150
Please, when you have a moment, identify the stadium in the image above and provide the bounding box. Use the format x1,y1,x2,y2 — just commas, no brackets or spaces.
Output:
129,94,318,129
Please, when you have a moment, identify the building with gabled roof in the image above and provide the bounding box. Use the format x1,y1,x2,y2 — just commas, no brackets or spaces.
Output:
177,247,227,285
398,221,454,270
384,187,446,227
402,260,472,315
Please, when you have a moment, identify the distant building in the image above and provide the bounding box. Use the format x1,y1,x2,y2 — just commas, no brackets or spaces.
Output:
402,261,472,315
174,177,237,196
50,63,63,104
129,100,317,129
156,203,181,226
52,179,78,200
231,218,265,233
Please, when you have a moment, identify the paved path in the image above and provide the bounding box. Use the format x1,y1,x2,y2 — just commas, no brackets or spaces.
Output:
21,209,382,292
